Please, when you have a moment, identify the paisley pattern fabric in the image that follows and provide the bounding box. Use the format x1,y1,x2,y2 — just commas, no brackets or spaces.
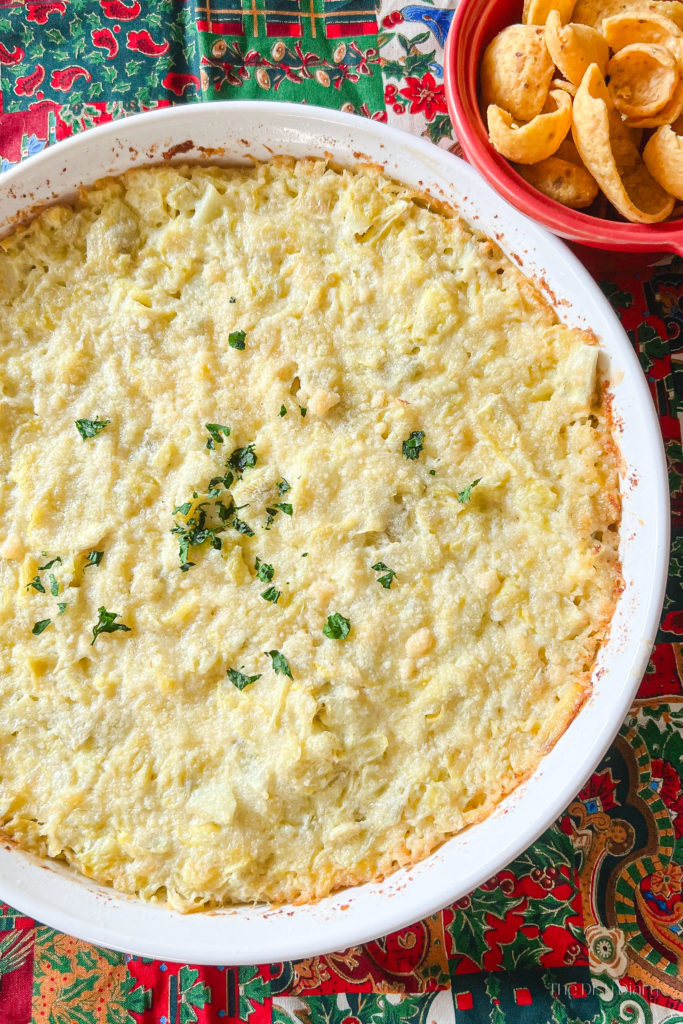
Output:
0,2,681,1022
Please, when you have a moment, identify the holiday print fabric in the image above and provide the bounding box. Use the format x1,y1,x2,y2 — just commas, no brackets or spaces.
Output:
0,3,681,1022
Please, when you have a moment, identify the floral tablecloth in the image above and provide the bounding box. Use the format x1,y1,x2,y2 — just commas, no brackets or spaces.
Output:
0,2,681,1023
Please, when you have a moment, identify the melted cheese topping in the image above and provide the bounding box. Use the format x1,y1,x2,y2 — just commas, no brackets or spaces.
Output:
0,160,620,909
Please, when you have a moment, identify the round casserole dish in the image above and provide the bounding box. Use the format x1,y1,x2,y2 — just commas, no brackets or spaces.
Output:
0,101,669,963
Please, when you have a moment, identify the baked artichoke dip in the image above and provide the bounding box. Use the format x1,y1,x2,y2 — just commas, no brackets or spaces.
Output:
0,159,621,910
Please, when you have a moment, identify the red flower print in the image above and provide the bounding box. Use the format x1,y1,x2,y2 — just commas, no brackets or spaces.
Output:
398,73,447,121
382,11,404,26
651,758,683,838
578,768,618,813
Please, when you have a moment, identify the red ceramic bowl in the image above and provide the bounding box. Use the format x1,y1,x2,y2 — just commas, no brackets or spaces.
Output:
444,0,683,255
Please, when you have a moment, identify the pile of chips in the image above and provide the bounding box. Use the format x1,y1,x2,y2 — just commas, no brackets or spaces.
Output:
480,0,683,222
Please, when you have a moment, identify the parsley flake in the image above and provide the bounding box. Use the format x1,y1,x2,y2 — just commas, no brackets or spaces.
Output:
429,469,436,476
229,296,236,304
205,423,231,450
279,404,287,417
228,330,246,350
273,502,292,516
91,606,131,646
228,443,257,477
402,430,425,461
457,478,482,504
255,558,274,582
173,501,192,516
261,586,280,603
372,561,396,589
323,613,351,640
265,649,292,678
32,618,51,635
75,418,110,441
232,516,254,537
84,550,103,570
57,602,67,615
38,556,61,571
209,471,234,493
48,573,59,596
227,667,261,691
299,406,307,418
26,575,45,594
172,499,226,568
277,478,291,496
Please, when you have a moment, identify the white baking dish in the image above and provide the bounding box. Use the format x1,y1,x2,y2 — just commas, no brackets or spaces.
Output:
0,102,668,964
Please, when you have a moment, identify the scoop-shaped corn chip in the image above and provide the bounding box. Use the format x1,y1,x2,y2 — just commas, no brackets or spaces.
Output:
516,155,599,205
523,0,576,24
602,10,682,52
481,25,555,121
552,76,579,96
607,43,679,118
545,10,610,83
624,75,683,125
487,88,573,163
572,0,683,28
643,123,683,196
555,136,584,161
572,62,675,220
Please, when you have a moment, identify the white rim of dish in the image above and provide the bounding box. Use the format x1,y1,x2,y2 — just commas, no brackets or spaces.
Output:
0,102,670,963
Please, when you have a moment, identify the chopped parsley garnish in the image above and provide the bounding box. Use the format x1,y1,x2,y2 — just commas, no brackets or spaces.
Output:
402,430,425,461
229,296,236,304
57,602,67,615
266,649,292,678
277,478,291,496
302,552,308,557
457,478,482,504
26,575,45,594
75,418,110,441
255,558,274,582
173,501,193,516
299,406,307,418
227,443,257,476
279,405,287,417
429,469,436,476
372,561,396,589
32,618,51,635
261,586,280,603
228,330,246,350
323,613,351,640
171,501,225,569
205,423,231,450
84,550,103,570
208,471,234,495
91,606,131,645
273,502,292,516
232,516,254,537
38,556,61,571
48,573,59,596
264,507,278,530
227,667,261,690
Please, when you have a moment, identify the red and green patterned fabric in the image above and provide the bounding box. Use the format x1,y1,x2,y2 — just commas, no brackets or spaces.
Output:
0,3,682,1022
